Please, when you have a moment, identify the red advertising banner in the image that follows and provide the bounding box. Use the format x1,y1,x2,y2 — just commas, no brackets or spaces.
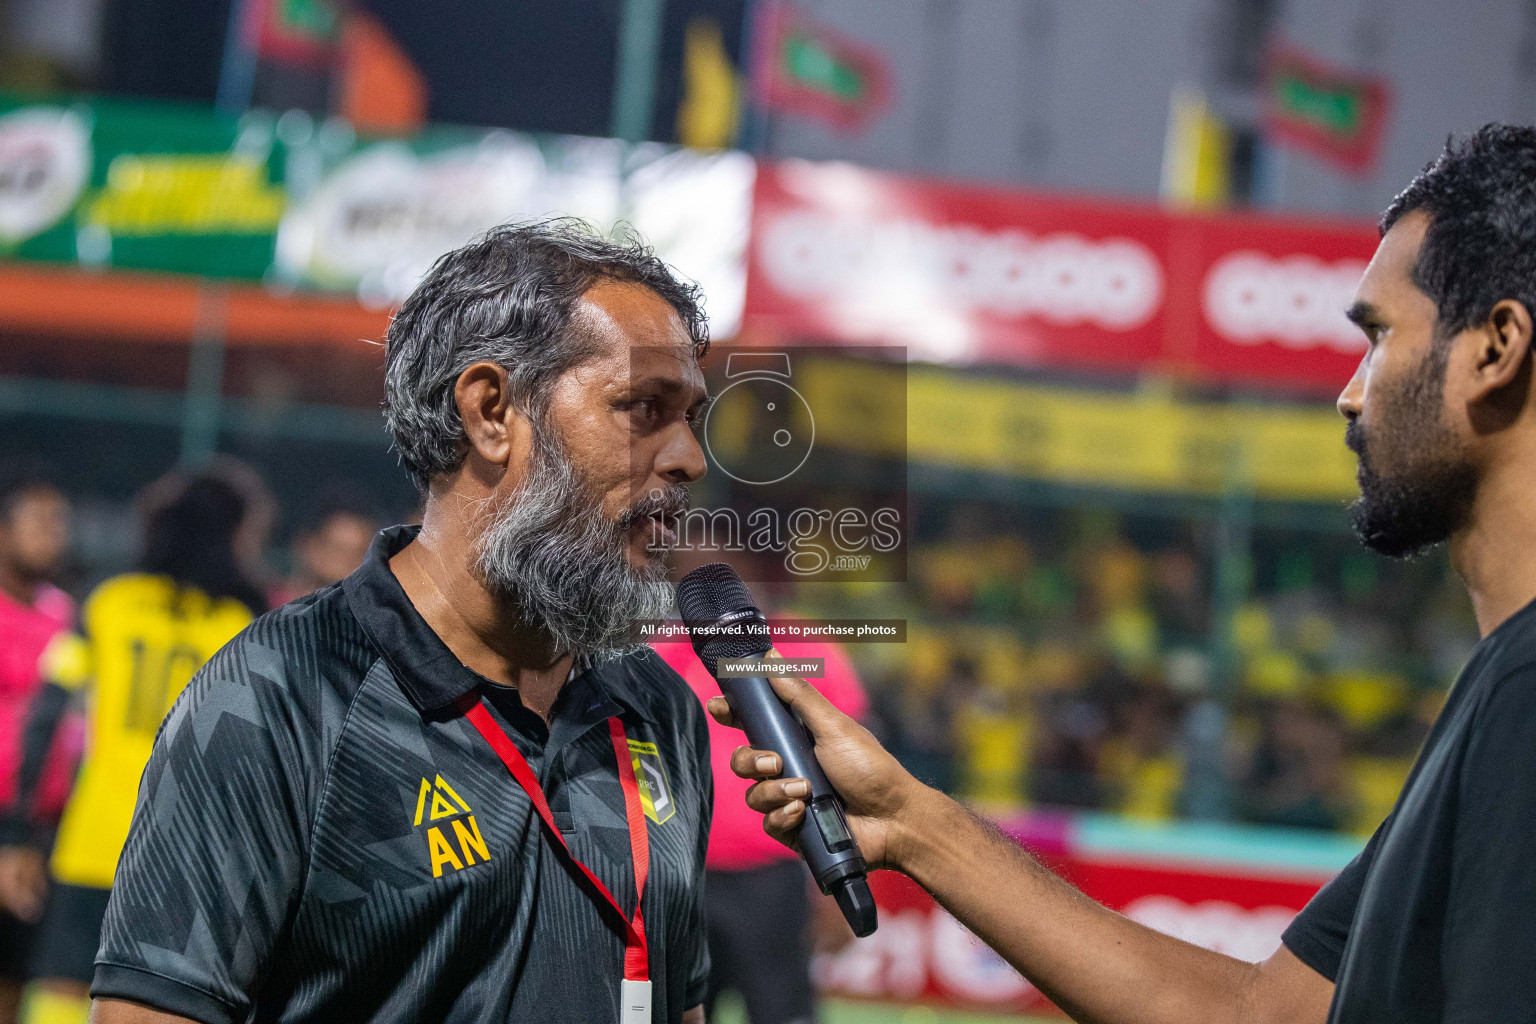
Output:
815,849,1331,1016
744,159,1381,394
1190,211,1378,391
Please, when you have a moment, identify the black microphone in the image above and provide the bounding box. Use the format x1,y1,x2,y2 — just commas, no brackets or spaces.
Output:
676,562,878,938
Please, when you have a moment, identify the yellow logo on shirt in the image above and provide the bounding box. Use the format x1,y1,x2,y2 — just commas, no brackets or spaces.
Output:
627,740,675,825
413,775,491,878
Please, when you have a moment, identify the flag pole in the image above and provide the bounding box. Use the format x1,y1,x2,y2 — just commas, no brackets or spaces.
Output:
739,0,773,155
216,0,260,115
194,0,258,466
611,0,668,142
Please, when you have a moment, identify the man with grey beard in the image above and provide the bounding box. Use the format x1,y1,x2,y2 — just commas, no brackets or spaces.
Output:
87,220,714,1024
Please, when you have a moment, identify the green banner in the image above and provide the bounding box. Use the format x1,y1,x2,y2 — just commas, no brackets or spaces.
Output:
0,96,287,278
0,93,753,333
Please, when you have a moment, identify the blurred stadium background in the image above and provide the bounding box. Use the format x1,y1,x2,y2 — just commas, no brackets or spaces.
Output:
0,0,1521,1020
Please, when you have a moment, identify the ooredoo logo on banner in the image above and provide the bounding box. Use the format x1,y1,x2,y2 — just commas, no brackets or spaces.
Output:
1192,215,1379,388
760,213,1163,331
744,159,1381,392
1203,252,1367,351
746,160,1174,371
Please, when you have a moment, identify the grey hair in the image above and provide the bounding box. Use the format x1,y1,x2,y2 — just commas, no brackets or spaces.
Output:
383,217,709,491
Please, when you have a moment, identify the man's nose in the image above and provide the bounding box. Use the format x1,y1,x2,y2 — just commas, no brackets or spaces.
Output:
655,423,708,484
1337,359,1366,421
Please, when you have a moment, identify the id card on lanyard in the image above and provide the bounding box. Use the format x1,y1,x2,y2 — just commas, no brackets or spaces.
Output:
465,700,653,1024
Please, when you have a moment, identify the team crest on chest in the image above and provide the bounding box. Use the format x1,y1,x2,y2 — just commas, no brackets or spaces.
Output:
413,774,492,877
626,740,674,824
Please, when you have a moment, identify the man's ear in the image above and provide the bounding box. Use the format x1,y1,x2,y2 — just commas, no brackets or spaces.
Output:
454,362,532,470
1470,299,1534,401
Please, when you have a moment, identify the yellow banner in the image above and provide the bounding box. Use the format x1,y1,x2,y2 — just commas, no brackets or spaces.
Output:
798,360,1358,502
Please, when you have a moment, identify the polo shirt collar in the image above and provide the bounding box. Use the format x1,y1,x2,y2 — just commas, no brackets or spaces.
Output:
343,525,656,725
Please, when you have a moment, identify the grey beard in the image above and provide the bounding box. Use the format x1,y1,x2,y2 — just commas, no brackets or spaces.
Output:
473,437,678,660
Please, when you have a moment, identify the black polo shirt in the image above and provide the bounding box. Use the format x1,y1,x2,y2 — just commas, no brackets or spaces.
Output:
93,526,712,1024
1281,594,1536,1022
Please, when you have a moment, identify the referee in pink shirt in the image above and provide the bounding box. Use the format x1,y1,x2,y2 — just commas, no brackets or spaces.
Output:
654,615,867,1024
0,466,73,1022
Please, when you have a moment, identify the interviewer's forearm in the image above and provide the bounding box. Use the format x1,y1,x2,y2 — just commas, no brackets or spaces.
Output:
894,791,1261,1024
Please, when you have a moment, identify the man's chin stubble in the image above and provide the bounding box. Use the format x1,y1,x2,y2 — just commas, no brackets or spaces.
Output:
1350,461,1476,559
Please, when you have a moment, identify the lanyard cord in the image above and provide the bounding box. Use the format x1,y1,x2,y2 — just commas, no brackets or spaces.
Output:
465,701,651,982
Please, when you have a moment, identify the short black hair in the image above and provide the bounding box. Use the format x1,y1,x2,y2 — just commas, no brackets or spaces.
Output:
139,469,266,616
1381,124,1536,339
383,218,709,491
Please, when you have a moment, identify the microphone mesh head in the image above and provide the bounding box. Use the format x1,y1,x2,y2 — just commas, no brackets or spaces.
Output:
675,562,772,673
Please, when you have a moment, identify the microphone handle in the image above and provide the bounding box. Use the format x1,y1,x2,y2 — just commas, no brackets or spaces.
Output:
718,676,876,936
720,675,838,798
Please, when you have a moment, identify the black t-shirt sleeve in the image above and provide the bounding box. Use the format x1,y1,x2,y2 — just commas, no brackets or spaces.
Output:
92,639,317,1024
1281,816,1387,982
1441,665,1536,1018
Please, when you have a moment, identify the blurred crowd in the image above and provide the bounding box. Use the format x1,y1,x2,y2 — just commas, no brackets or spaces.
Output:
7,463,384,624
784,500,1476,837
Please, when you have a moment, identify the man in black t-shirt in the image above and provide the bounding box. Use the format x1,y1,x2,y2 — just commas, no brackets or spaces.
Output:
722,125,1536,1024
90,221,717,1024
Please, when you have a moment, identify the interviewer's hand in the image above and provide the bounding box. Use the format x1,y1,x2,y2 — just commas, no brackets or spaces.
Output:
706,674,932,872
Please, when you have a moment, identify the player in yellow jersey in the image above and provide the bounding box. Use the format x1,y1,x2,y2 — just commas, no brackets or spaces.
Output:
0,468,268,1024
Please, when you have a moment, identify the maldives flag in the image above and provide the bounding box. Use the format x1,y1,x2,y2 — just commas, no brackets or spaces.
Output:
750,0,893,133
245,0,342,67
1262,42,1391,176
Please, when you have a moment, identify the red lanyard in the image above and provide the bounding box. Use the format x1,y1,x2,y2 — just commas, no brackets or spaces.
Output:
465,701,651,983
